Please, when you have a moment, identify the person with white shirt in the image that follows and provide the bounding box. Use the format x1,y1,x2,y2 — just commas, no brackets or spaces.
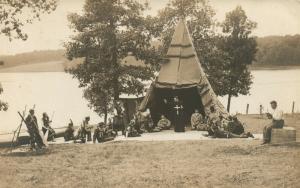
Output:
262,100,284,144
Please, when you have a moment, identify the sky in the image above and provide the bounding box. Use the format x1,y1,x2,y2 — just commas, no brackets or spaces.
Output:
1,0,300,55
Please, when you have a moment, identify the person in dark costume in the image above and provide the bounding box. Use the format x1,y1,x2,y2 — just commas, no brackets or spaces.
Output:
42,112,56,141
25,109,44,149
172,96,185,132
64,120,75,141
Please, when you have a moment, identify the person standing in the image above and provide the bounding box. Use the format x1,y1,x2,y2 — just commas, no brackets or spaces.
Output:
263,100,284,144
172,96,185,132
83,116,92,142
25,109,44,149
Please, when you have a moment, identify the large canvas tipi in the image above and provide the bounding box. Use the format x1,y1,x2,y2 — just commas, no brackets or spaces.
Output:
139,19,228,124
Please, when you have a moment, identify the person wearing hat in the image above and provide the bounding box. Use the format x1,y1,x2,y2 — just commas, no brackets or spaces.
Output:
263,100,284,144
25,109,44,149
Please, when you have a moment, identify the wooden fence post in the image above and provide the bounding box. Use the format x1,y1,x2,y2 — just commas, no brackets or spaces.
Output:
246,103,249,115
292,101,295,114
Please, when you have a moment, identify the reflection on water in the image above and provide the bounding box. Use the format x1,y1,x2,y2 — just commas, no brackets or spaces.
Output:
0,70,299,132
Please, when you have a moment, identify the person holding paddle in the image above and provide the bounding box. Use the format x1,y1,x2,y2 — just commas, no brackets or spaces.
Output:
25,109,45,150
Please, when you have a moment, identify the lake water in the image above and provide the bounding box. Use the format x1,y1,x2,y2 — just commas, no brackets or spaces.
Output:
0,70,299,132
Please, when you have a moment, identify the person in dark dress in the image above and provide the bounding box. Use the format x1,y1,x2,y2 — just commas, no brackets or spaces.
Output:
172,96,185,132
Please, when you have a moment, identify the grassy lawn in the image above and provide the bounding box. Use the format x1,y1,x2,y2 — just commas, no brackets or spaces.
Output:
0,114,299,188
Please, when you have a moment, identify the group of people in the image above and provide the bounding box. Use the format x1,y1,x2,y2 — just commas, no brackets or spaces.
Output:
64,117,115,143
24,109,55,150
190,107,253,138
23,97,284,149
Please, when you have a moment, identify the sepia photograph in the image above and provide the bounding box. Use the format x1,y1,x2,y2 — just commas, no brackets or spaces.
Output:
0,0,299,187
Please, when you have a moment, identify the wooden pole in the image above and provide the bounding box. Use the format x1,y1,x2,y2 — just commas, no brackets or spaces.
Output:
11,105,27,150
292,101,295,114
246,104,249,115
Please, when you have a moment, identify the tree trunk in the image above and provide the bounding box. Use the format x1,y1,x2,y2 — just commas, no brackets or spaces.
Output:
104,109,108,124
227,93,232,113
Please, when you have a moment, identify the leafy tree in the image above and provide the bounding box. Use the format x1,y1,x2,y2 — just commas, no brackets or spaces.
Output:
0,0,57,41
65,0,159,122
218,6,257,112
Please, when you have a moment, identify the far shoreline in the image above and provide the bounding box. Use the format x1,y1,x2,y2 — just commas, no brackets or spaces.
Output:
250,65,300,71
1,63,300,73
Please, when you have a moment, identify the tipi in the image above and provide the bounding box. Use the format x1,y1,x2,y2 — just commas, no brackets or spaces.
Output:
139,19,228,125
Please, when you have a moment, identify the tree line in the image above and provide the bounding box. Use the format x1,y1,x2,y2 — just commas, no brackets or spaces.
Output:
255,35,300,66
2,34,300,69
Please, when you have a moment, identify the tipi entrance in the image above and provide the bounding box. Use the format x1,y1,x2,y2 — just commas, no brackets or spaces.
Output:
149,87,205,129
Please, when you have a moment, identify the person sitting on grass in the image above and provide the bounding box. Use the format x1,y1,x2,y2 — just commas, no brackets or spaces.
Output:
262,100,284,144
42,112,56,141
75,124,86,143
93,122,105,143
206,106,221,136
157,115,171,130
126,119,140,137
64,120,75,141
205,107,254,139
191,109,207,131
226,115,245,135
